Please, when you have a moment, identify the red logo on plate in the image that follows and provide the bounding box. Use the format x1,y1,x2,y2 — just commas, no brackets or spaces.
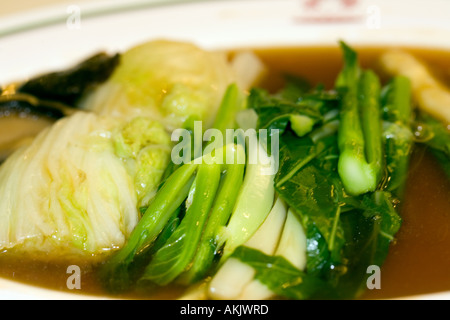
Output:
296,0,364,24
304,0,358,9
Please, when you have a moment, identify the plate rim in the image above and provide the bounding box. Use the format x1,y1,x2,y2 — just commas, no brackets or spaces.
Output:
0,0,219,38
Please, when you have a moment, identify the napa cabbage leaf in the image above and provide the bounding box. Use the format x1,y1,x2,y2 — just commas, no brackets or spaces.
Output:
80,40,257,131
0,112,170,259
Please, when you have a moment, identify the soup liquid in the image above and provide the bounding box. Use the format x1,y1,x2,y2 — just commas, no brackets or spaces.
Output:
0,45,449,299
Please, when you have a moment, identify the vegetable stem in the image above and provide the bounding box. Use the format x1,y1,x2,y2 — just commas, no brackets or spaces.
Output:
178,145,246,284
381,76,414,196
359,70,383,181
140,163,221,285
218,132,276,261
336,43,383,196
99,162,198,292
211,83,243,134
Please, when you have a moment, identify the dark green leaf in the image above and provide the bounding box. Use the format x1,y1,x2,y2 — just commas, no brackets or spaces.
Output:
332,191,401,299
231,246,324,300
274,131,350,274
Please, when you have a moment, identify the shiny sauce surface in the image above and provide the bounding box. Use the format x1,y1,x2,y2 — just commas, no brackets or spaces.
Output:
0,45,449,299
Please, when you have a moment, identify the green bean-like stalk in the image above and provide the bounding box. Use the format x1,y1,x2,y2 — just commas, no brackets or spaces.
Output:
139,162,222,285
99,162,198,292
381,76,414,197
336,42,384,196
177,144,246,284
101,83,246,291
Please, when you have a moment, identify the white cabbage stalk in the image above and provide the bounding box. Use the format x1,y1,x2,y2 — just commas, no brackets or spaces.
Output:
217,133,276,261
204,207,307,300
231,50,267,92
238,209,308,300
208,197,287,300
81,40,265,132
274,209,308,270
0,112,143,259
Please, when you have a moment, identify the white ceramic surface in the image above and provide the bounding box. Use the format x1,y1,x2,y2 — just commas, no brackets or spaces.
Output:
0,0,449,300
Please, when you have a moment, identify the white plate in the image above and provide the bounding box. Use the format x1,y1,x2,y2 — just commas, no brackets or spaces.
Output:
0,0,449,300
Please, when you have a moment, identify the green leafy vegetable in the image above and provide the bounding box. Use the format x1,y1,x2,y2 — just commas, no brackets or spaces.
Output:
229,190,401,300
140,163,221,285
246,41,408,299
217,132,276,261
247,82,338,139
100,83,247,291
100,162,198,292
414,112,450,178
332,191,401,299
275,132,348,275
380,76,414,197
178,145,245,284
335,42,384,196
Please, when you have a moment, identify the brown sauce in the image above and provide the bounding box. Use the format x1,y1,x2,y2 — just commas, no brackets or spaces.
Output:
0,45,449,299
0,115,54,161
362,146,450,299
